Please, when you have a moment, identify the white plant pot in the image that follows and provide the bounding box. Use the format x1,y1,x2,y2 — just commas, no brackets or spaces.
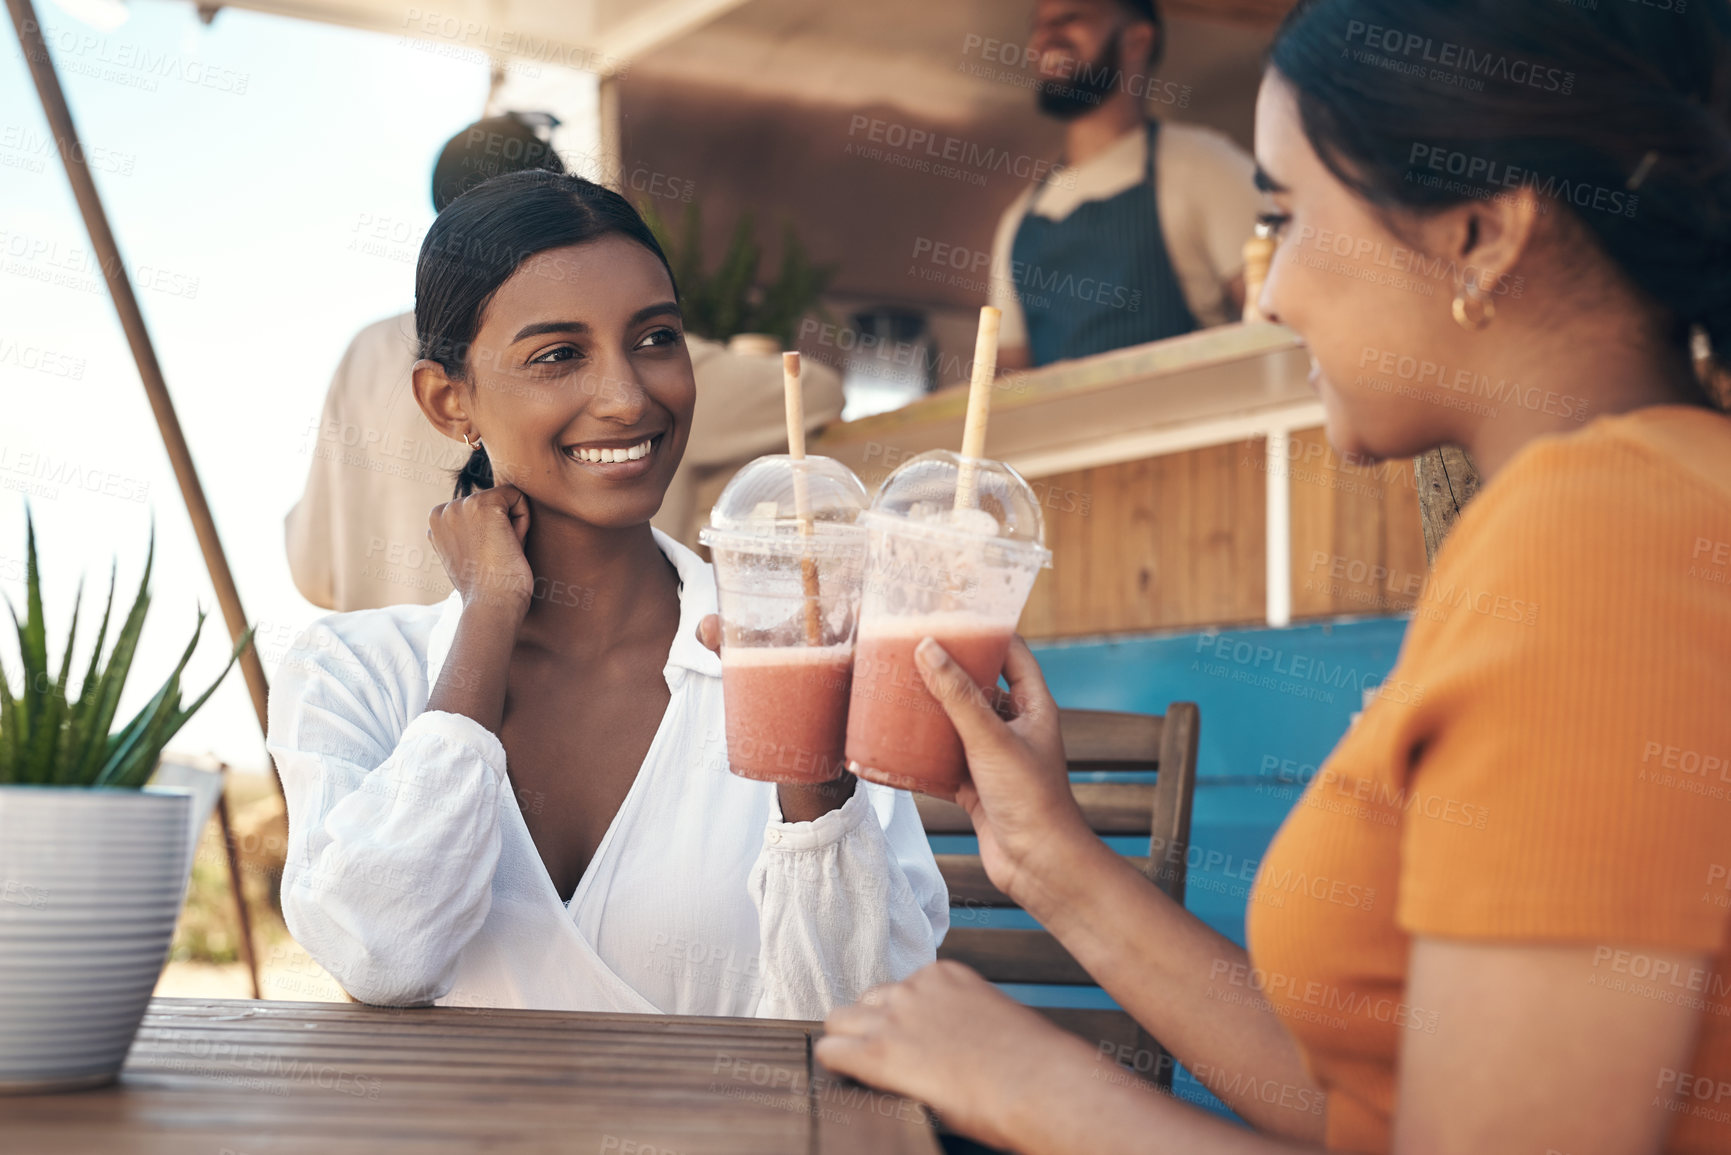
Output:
0,785,193,1093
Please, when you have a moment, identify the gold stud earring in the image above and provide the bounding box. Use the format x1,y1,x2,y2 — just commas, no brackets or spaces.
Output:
1452,283,1496,331
463,431,483,451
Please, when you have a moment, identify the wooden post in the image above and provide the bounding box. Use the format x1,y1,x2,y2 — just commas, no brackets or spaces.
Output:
1414,447,1480,565
213,767,262,1000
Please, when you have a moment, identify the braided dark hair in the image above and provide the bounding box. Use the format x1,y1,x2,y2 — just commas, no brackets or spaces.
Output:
413,169,678,497
1270,0,1731,389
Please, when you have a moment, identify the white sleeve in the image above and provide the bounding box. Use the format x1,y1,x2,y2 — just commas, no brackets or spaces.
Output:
748,779,949,1020
267,619,509,1007
989,193,1035,353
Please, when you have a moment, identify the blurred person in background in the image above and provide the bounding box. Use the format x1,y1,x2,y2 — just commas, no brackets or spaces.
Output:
991,0,1261,369
286,113,842,611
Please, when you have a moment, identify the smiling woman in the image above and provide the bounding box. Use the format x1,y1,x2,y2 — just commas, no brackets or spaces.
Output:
409,171,693,515
810,2,1731,1153
262,170,947,1019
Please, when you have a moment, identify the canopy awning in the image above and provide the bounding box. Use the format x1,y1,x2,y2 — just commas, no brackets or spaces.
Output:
143,0,751,72
135,0,1297,90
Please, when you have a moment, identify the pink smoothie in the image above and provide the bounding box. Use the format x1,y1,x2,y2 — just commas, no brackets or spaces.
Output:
845,614,1014,798
721,645,854,783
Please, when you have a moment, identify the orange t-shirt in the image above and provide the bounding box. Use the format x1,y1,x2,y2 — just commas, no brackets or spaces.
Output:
1247,405,1731,1153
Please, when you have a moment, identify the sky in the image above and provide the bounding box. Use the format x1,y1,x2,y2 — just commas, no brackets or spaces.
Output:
0,0,596,773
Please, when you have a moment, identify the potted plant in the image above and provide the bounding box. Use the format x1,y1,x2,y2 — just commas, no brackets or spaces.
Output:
636,199,837,349
0,509,250,1092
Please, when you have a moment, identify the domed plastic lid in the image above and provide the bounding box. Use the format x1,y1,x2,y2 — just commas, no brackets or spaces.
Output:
700,454,869,550
864,449,1048,554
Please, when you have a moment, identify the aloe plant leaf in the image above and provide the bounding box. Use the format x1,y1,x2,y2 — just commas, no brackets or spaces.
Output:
167,623,254,740
118,698,191,789
53,575,82,700
94,603,205,780
6,596,35,784
162,605,209,689
71,527,154,783
25,684,67,787
59,561,118,784
49,589,91,786
93,674,179,789
7,522,46,786
4,515,245,790
108,619,255,790
95,605,243,787
24,575,83,785
0,652,17,786
93,641,182,788
73,560,117,710
19,509,48,744
108,681,188,790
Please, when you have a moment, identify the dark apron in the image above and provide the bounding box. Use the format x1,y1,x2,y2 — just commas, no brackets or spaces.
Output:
1010,121,1198,367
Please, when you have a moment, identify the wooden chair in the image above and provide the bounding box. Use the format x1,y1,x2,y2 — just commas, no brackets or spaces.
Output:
920,703,1200,1091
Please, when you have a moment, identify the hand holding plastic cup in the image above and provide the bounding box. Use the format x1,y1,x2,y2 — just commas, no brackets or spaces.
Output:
700,456,870,784
844,450,1050,799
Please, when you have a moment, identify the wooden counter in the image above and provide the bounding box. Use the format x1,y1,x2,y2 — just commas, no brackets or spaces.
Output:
811,323,1427,640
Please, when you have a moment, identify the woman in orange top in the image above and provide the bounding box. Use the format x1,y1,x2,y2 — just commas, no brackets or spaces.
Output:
808,0,1731,1151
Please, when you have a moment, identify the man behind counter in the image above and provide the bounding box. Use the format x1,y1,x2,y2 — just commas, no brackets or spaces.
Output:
990,0,1262,369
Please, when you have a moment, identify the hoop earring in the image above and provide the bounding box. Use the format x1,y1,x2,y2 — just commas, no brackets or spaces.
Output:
1452,284,1495,331
463,431,483,451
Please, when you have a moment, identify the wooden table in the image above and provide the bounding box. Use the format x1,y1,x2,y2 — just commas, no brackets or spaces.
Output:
0,998,943,1154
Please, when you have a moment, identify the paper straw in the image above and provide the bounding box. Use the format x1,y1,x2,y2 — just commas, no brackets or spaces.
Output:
955,305,1001,512
784,352,824,646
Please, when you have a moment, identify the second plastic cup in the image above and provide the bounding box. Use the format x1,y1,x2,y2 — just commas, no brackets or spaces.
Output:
845,450,1051,799
701,456,870,785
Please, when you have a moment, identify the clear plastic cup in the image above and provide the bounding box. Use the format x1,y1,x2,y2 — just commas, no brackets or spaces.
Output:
844,450,1051,799
700,455,870,784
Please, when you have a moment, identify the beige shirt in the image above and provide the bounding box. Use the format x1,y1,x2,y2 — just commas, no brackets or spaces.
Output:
988,121,1261,346
284,313,845,612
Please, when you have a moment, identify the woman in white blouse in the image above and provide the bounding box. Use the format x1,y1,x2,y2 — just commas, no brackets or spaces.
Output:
267,170,947,1020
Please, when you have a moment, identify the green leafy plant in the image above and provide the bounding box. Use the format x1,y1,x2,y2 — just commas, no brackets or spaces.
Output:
0,508,253,788
637,199,837,348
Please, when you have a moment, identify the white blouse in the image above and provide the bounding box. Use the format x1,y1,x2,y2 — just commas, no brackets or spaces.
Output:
266,528,948,1020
